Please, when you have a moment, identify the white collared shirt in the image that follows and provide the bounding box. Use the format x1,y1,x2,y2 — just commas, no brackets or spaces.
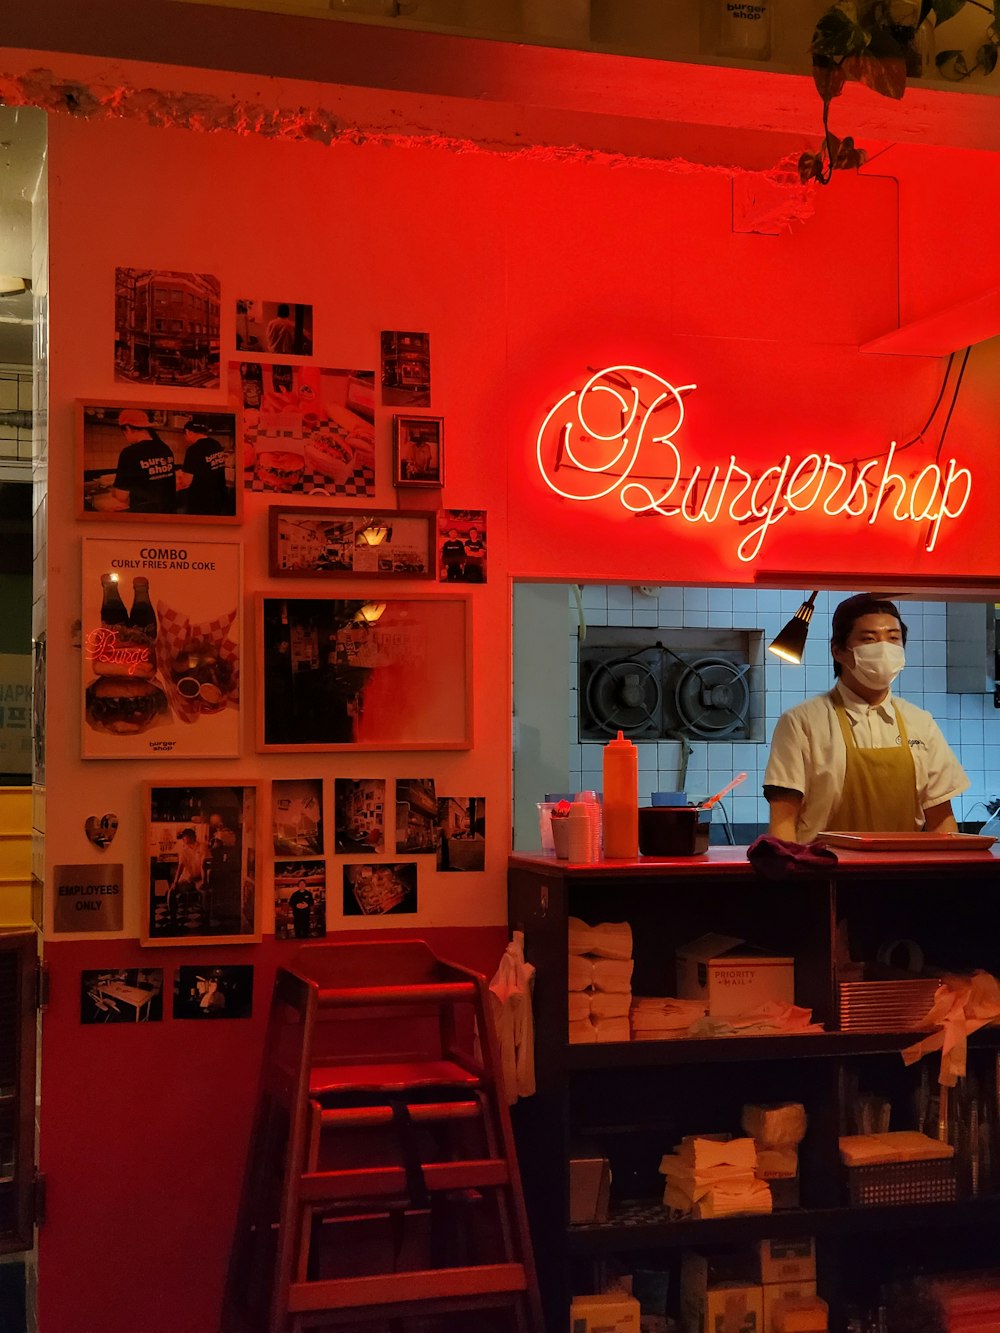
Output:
763,681,969,844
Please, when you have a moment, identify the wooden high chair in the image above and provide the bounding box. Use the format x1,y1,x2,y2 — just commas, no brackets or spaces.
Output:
222,940,542,1333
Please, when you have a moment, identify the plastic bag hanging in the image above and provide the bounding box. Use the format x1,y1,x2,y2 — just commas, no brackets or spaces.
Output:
489,930,536,1105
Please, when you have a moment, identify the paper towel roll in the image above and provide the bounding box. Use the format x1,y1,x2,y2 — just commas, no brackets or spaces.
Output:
741,1102,808,1148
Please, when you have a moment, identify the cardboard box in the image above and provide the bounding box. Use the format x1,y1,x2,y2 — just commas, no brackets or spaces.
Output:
681,1251,762,1332
763,1281,819,1330
696,1285,763,1332
770,1295,828,1332
755,1237,816,1286
676,935,794,1017
570,1292,641,1332
570,1146,611,1224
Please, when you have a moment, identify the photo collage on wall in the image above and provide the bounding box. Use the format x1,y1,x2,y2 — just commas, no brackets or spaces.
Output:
80,964,254,1022
66,269,492,1008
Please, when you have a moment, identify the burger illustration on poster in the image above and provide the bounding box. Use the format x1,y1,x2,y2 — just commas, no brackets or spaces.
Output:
81,538,241,759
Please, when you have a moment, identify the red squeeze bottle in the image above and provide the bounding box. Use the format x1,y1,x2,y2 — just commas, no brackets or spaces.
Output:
602,729,638,859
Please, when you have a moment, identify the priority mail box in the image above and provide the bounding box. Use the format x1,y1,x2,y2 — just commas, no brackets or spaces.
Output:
676,934,794,1017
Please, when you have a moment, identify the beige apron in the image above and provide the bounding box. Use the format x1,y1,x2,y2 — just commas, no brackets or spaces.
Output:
827,700,920,833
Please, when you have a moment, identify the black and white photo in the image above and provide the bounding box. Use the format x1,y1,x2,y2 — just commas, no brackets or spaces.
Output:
173,965,254,1019
115,268,221,388
236,298,313,357
143,783,259,946
79,402,239,521
269,507,434,578
81,968,164,1023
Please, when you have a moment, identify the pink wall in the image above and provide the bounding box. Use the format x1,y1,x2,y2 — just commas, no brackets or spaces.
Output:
25,53,1000,1332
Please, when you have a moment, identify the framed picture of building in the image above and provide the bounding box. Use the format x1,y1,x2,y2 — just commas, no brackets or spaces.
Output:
268,507,434,579
392,416,443,489
142,783,260,947
256,594,472,752
77,400,240,522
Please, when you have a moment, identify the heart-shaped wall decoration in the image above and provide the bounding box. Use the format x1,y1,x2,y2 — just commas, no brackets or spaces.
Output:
85,814,119,850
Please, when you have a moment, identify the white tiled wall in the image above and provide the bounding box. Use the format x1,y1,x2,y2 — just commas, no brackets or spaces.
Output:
567,586,1000,831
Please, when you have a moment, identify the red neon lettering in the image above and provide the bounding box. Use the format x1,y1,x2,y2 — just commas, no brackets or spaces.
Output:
535,366,973,562
85,627,151,676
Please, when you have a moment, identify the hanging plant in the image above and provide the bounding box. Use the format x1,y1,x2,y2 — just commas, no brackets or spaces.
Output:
801,0,1000,185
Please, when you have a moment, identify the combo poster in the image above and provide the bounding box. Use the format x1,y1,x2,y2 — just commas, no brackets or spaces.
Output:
81,538,241,759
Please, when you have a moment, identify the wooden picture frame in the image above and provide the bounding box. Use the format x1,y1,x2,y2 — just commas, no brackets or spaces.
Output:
392,415,444,489
77,399,241,522
142,782,260,946
268,506,435,579
256,593,472,752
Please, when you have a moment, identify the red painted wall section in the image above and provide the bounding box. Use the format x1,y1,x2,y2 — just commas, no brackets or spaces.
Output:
39,927,506,1333
26,50,1000,1333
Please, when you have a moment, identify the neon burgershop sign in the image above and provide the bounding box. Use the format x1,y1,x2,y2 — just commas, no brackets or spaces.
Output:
535,366,973,563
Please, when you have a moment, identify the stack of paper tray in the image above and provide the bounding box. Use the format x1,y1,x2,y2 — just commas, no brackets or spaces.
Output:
838,978,941,1031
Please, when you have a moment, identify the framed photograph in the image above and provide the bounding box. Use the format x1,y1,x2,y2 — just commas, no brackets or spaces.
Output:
78,400,240,522
268,507,434,579
142,783,260,947
256,594,472,752
82,539,241,760
392,416,443,489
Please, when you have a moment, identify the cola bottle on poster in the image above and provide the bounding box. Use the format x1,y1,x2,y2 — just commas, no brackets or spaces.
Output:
240,361,263,409
271,364,293,396
129,575,158,675
129,577,157,638
99,573,129,629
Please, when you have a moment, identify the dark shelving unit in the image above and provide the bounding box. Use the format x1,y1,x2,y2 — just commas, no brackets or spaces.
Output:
508,848,1000,1330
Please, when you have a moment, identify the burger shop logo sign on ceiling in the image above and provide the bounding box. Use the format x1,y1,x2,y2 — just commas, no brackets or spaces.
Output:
535,366,973,563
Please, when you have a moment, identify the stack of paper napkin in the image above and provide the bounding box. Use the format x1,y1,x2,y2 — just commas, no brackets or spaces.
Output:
568,916,633,1043
630,995,706,1040
659,1136,773,1218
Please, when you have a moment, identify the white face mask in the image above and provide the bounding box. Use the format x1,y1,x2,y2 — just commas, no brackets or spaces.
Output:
850,641,905,689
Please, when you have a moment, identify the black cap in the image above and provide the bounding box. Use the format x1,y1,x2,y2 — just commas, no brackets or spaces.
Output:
184,418,211,434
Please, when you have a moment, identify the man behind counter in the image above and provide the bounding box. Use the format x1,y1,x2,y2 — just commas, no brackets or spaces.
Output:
764,593,968,844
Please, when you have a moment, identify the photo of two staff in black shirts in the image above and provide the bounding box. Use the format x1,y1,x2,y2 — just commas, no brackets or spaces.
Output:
81,404,239,518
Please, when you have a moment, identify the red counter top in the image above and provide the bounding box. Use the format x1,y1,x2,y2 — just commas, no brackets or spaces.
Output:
510,843,1000,876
